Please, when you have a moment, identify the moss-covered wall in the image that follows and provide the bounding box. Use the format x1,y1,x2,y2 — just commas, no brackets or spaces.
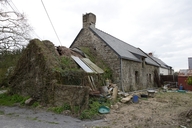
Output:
9,39,60,103
9,39,90,109
54,84,90,111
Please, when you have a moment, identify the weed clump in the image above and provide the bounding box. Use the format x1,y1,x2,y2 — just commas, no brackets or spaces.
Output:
80,97,111,120
0,93,29,106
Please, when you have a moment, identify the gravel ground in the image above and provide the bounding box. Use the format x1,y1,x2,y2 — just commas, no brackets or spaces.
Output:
0,106,104,128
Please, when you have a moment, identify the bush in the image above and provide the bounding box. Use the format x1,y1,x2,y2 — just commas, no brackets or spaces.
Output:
0,93,28,106
186,76,192,85
0,49,23,87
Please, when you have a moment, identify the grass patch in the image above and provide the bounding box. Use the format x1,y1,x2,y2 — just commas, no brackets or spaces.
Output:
26,116,38,121
0,93,29,106
46,121,59,124
6,113,15,116
48,103,71,114
32,102,40,108
80,97,112,120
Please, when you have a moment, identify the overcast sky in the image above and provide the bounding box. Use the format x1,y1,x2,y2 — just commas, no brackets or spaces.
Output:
7,0,192,72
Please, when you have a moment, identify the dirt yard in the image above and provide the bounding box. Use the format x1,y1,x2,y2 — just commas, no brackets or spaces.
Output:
1,89,192,128
89,89,192,128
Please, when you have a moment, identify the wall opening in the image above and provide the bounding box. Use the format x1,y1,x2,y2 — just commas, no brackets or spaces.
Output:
142,58,145,68
149,74,152,83
135,71,139,84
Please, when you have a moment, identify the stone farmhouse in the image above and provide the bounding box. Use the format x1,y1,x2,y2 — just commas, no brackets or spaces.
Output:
70,13,170,91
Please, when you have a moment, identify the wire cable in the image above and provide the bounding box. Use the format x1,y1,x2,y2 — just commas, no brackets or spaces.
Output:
9,0,20,13
6,0,17,12
41,0,62,46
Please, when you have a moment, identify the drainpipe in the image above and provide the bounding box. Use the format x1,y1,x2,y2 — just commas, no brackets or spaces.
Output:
120,58,125,93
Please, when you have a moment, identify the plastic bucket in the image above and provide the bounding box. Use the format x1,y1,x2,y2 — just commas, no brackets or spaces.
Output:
132,95,139,103
179,85,183,90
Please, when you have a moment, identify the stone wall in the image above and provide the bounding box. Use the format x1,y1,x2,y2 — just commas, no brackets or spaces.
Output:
71,28,159,92
121,59,159,91
54,84,90,111
71,28,121,85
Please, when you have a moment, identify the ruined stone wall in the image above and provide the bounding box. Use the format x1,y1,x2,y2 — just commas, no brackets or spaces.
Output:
121,59,159,91
9,39,60,104
71,28,121,85
10,39,90,108
54,84,90,111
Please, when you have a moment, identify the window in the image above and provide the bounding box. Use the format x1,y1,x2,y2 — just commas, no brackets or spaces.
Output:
135,71,139,83
142,58,145,68
149,74,151,83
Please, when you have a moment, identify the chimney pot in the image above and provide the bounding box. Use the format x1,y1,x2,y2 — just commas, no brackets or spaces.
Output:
83,13,96,28
149,53,153,56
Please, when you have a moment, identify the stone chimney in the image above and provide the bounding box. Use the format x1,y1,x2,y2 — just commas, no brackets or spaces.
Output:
149,53,153,56
83,13,96,28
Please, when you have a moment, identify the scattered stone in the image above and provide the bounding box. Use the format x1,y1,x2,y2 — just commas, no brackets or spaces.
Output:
25,98,33,105
186,119,191,123
121,95,132,103
104,118,108,122
111,104,119,110
0,90,7,94
63,110,71,115
113,104,119,110
180,125,187,128
117,102,121,105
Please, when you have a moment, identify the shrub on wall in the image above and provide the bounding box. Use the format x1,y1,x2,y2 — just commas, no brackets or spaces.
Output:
186,76,192,85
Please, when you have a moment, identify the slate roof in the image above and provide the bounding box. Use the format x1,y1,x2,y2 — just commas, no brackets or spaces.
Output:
149,55,170,69
90,26,147,62
90,26,159,66
138,48,160,66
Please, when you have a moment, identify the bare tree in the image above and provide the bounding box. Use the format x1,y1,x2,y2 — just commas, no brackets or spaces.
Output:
0,0,32,52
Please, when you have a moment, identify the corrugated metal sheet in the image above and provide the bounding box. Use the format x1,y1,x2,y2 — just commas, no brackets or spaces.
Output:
71,55,94,73
81,58,104,73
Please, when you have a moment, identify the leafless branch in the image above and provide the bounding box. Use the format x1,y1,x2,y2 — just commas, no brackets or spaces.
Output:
0,0,32,52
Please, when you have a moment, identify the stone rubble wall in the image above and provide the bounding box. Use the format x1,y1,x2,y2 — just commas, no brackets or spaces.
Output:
121,59,159,91
71,28,121,85
54,84,90,111
71,28,159,92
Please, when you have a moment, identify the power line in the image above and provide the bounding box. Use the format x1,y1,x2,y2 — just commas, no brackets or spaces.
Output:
41,0,62,46
9,0,20,13
6,0,17,12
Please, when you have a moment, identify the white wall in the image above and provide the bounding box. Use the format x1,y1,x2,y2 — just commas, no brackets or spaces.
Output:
159,67,169,75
